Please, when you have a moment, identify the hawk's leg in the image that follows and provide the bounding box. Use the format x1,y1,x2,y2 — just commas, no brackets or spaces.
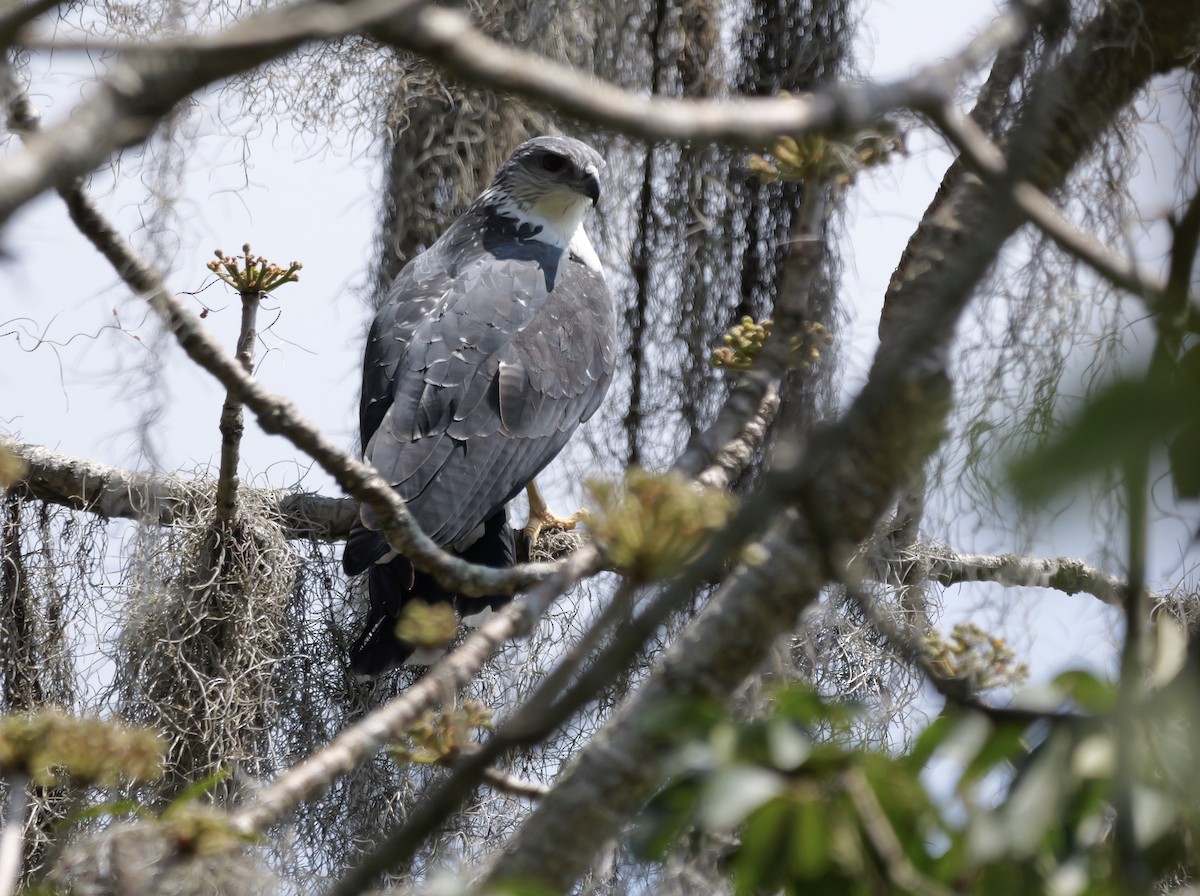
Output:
522,480,586,557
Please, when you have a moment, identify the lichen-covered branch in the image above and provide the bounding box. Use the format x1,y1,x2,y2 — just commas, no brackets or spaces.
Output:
922,545,1128,608
0,438,355,541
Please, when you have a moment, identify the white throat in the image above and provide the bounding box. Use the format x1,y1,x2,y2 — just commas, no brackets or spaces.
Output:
494,193,604,275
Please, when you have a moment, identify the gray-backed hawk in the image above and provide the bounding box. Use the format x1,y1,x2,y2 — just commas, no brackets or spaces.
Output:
343,136,616,676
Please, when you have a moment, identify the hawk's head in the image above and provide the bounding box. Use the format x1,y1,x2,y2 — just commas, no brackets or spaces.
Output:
487,136,605,251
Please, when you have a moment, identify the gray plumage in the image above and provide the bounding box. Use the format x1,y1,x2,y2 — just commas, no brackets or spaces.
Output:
343,136,616,675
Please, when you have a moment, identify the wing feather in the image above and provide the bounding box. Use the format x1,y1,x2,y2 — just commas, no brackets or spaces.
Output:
360,217,615,548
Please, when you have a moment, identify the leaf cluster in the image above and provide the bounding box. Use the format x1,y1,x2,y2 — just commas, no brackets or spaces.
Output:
712,316,832,373
923,623,1029,692
389,700,494,766
585,468,736,582
632,675,1200,895
747,123,903,187
394,599,461,650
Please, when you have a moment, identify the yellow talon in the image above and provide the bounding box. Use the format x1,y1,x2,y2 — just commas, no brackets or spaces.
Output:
522,481,587,553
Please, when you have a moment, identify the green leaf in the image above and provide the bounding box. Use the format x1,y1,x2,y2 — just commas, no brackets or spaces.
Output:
994,730,1074,858
1051,670,1117,713
631,772,704,860
1008,377,1181,504
788,795,831,878
732,798,791,896
958,721,1030,792
698,765,784,830
162,767,232,816
906,712,959,770
771,685,855,729
766,719,811,771
1168,422,1200,498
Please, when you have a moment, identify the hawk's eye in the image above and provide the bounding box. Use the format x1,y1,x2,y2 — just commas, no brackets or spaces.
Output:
541,153,567,173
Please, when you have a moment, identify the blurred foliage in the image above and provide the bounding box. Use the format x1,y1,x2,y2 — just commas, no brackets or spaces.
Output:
632,676,1200,895
0,445,27,488
923,623,1029,692
1010,342,1200,506
747,121,903,186
394,599,461,650
0,708,163,788
586,469,736,582
389,700,494,766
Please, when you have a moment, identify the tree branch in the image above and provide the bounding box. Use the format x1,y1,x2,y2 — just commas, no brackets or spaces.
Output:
0,437,356,540
213,280,261,527
933,106,1168,303
3,1,1031,226
922,544,1129,608
480,767,549,800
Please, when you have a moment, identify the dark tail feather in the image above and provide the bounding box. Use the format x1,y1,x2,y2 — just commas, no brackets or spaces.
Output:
343,518,394,577
452,510,516,620
349,558,418,677
346,509,517,678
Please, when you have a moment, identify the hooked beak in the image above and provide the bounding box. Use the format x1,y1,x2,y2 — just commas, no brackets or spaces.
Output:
582,168,601,207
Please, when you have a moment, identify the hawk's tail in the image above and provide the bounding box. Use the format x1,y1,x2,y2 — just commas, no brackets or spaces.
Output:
347,509,516,678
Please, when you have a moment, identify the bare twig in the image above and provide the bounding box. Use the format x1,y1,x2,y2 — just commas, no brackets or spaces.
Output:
480,768,549,800
229,605,524,838
933,107,1167,303
213,269,262,527
0,775,28,896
